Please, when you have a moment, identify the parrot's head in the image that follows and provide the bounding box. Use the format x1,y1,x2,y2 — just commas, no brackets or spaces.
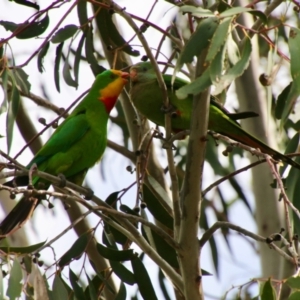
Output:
96,70,129,113
130,62,157,84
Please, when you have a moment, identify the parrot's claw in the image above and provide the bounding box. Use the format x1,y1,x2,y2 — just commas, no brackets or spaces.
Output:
160,104,177,115
162,141,177,150
57,174,67,188
208,131,219,147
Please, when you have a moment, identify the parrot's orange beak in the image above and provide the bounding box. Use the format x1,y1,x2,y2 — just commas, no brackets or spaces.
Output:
129,68,137,82
121,72,130,83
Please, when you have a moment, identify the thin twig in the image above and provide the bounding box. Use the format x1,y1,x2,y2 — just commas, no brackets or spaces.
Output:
202,160,265,196
199,221,297,265
264,155,299,269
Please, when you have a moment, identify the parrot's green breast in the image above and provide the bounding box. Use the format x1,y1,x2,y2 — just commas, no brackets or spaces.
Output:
130,78,192,130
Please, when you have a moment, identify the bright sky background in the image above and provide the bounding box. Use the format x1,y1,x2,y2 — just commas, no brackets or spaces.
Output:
0,0,267,299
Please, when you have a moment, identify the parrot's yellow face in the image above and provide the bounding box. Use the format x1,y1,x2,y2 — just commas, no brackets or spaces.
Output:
98,70,129,112
100,70,129,98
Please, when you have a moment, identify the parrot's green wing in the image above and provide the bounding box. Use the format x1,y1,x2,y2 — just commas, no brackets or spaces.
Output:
30,113,90,170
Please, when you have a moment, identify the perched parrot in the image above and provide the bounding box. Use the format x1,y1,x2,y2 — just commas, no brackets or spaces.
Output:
130,61,300,169
0,69,129,236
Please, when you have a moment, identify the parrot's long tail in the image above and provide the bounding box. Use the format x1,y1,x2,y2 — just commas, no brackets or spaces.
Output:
222,129,300,170
0,196,39,238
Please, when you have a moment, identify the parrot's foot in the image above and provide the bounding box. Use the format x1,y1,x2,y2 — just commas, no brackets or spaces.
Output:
151,130,176,149
162,140,177,150
208,131,220,147
57,173,67,188
160,104,178,117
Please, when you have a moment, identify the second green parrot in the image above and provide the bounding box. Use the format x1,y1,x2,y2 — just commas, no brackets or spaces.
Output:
0,69,129,236
130,61,300,169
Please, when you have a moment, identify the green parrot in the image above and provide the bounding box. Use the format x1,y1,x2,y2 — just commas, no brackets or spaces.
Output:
0,69,129,236
130,61,300,169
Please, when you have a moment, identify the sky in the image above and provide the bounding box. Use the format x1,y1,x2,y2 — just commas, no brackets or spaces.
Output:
0,0,267,299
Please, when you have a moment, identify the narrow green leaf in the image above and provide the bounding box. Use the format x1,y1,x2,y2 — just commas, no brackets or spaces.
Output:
17,14,49,39
33,268,50,300
180,5,215,17
52,274,69,300
212,37,252,95
147,176,173,210
0,21,18,33
77,0,88,27
62,34,78,88
96,8,139,57
0,14,49,39
22,255,32,273
210,45,226,84
69,269,86,300
74,33,86,84
105,224,128,246
219,7,266,23
261,278,276,300
226,33,240,65
102,227,117,247
105,191,120,206
96,243,135,261
89,259,116,295
0,68,9,114
174,17,219,80
280,82,299,125
158,269,172,300
12,0,39,10
103,191,129,245
85,25,106,76
289,27,300,94
115,282,126,300
87,275,97,300
37,42,50,73
51,25,78,44
119,204,139,216
58,231,90,268
176,67,212,99
289,291,300,300
143,225,178,268
11,68,31,94
110,260,135,285
286,275,300,290
247,10,268,24
54,42,64,92
63,59,78,88
206,17,232,63
279,133,300,175
285,144,300,230
200,205,219,274
6,84,20,154
131,257,158,300
0,240,46,254
275,82,292,119
143,179,173,230
6,258,22,300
